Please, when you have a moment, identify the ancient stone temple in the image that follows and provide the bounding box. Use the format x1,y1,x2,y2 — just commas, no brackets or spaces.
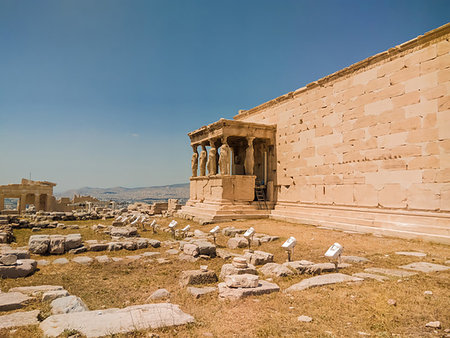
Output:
0,179,56,213
180,23,450,244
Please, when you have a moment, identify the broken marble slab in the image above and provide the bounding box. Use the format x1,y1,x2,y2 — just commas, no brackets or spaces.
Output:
0,292,31,311
340,256,369,263
72,256,93,265
0,259,37,278
51,295,89,314
286,273,363,292
399,262,450,273
40,303,195,337
9,285,64,296
395,251,426,257
352,272,389,282
218,280,280,300
364,267,417,278
187,286,216,299
0,310,40,329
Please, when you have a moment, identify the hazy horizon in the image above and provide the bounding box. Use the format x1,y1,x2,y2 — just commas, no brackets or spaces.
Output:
1,0,449,191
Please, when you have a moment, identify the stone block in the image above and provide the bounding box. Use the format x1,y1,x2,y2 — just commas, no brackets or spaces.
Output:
399,262,449,273
0,310,40,329
286,273,363,292
64,234,82,251
51,295,89,314
179,269,218,287
42,290,70,302
220,263,258,279
227,237,248,249
378,184,407,208
224,274,259,288
259,263,294,277
49,235,65,254
218,280,280,300
0,292,31,311
183,243,199,257
28,235,50,254
244,250,274,266
187,286,216,298
0,259,37,278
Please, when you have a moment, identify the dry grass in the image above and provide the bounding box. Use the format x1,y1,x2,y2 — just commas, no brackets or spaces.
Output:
1,217,449,337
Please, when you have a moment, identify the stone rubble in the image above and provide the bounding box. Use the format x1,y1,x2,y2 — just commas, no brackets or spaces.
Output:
0,310,40,329
399,262,450,273
180,269,218,286
0,292,32,311
286,273,363,292
51,295,89,314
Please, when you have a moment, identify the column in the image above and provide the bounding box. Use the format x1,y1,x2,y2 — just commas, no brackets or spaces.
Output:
199,144,207,176
244,137,255,175
0,194,4,211
46,194,52,211
19,193,27,212
191,145,198,177
207,139,217,176
34,193,41,211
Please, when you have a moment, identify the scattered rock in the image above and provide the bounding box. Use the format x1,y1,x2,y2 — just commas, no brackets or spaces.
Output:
259,263,294,277
142,252,160,258
9,285,64,296
0,310,40,329
244,250,273,265
107,242,123,251
51,295,89,314
216,249,234,260
183,244,199,257
0,259,37,278
220,263,257,279
424,290,433,295
180,269,218,286
341,256,369,263
0,254,17,265
147,239,161,248
37,259,49,266
40,303,195,337
286,273,363,292
68,246,87,254
298,315,313,322
187,286,216,299
166,249,179,255
64,234,82,251
126,255,141,261
95,255,111,263
110,226,138,237
49,235,65,254
156,258,170,264
149,289,170,300
72,256,93,265
227,237,247,249
53,258,69,265
425,321,441,329
387,299,396,306
28,235,50,254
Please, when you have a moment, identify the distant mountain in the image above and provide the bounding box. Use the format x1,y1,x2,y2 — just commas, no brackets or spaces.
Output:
55,183,190,203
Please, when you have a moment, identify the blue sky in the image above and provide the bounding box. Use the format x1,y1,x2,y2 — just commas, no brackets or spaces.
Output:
0,0,448,192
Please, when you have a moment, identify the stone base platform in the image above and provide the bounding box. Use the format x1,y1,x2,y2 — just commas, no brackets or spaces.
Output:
178,201,272,224
270,202,450,244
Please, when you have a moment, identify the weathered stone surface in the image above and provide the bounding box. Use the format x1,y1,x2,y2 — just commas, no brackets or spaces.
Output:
42,290,69,302
220,263,257,279
142,251,160,258
225,274,259,288
195,241,216,257
149,289,170,300
218,280,280,300
112,257,123,262
147,239,161,248
51,295,89,314
37,259,49,266
166,249,179,255
341,256,369,263
227,237,248,249
222,227,245,237
123,241,137,251
183,243,200,257
353,272,389,282
259,263,294,277
304,262,351,275
72,256,93,265
0,292,31,311
180,270,218,286
126,255,141,261
0,259,37,278
283,260,315,273
216,249,235,260
69,246,87,254
64,234,82,251
49,235,65,254
157,258,170,264
244,250,273,266
110,226,138,237
395,251,427,257
87,242,109,252
28,235,50,254
9,285,64,295
53,258,69,265
286,273,363,292
107,242,123,251
0,254,17,265
193,229,206,237
178,253,198,262
187,286,216,298
0,310,40,329
400,262,450,273
135,238,149,249
95,255,111,263
364,267,417,278
232,256,248,268
40,303,195,337
1,249,30,260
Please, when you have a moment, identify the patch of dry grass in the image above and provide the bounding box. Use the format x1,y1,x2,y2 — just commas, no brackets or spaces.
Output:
1,217,449,337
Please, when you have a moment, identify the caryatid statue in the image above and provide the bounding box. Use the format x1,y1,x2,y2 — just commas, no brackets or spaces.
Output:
244,137,255,175
207,141,217,176
199,144,207,176
191,145,198,177
219,139,231,175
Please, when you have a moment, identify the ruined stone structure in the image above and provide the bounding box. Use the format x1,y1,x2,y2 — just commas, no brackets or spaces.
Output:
180,24,450,243
0,179,56,213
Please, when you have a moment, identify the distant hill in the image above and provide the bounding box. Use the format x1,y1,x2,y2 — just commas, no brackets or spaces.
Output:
55,183,190,203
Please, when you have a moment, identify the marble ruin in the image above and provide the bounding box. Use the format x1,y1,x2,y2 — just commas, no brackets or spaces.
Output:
179,24,450,244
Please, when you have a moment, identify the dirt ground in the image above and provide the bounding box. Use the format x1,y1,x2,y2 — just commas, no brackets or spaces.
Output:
1,217,449,337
